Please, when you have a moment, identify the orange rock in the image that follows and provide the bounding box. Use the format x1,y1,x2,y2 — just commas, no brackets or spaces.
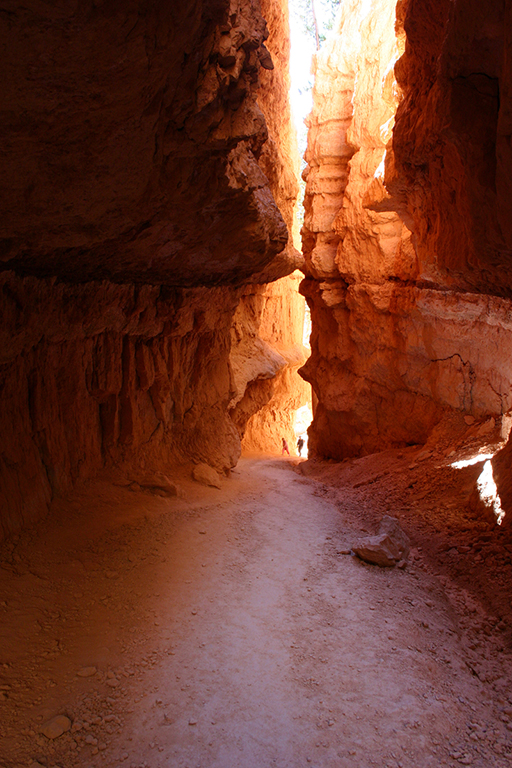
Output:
301,0,512,460
0,0,307,538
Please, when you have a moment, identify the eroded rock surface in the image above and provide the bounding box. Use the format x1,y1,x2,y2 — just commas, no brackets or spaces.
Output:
301,0,512,461
0,0,307,538
353,515,410,567
0,0,289,286
230,271,310,455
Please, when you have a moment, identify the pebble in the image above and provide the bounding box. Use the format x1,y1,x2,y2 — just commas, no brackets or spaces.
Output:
189,718,197,725
77,666,97,677
41,714,72,739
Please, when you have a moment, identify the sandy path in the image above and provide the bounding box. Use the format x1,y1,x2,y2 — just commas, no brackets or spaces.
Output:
1,457,511,767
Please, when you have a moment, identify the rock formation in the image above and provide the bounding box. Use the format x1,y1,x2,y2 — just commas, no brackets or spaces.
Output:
0,0,308,539
229,0,311,456
301,0,512,462
230,271,310,454
352,515,410,568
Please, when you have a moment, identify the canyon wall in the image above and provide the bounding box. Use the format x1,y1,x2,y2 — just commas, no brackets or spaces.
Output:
231,271,310,454
301,0,512,461
230,0,310,456
0,0,306,539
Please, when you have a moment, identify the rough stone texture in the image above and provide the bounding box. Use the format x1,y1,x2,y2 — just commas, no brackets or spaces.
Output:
192,463,222,489
388,0,512,521
229,0,311,455
132,473,182,497
0,0,306,538
491,440,512,530
41,715,72,740
0,0,289,286
0,273,240,537
230,272,310,454
353,515,410,567
301,0,512,460
390,0,512,298
301,279,512,459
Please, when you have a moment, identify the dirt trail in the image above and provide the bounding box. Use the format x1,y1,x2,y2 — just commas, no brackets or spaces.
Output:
1,456,512,768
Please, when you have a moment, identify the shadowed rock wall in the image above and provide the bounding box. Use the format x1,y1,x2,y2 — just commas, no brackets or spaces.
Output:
0,275,241,536
0,0,288,285
301,0,512,461
0,0,306,539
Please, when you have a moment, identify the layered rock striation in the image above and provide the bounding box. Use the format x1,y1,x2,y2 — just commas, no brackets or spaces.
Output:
301,0,512,461
0,0,307,538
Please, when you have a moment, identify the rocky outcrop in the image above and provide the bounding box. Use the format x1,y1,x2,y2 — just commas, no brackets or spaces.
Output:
229,0,310,456
0,0,307,539
0,272,242,537
0,0,288,285
491,440,512,530
390,0,512,298
301,0,512,460
230,271,310,454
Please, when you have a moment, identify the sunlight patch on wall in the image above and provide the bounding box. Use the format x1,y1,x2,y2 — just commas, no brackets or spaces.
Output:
451,453,505,525
476,460,505,525
450,453,494,469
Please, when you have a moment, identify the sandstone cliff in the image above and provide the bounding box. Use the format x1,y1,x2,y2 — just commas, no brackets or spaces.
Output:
301,0,512,462
229,0,310,456
0,0,288,285
0,0,307,539
230,271,310,454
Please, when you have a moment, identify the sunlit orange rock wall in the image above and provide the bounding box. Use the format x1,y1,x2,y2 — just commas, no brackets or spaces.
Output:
230,0,310,455
0,0,304,538
231,271,310,454
301,0,512,460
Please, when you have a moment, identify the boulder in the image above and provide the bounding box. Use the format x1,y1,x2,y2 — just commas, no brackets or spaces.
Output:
352,516,410,567
192,464,222,489
41,714,72,739
133,473,181,497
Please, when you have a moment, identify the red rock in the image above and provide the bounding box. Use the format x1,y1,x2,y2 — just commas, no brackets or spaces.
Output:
0,1,288,285
352,515,410,567
300,0,512,461
0,0,308,539
192,464,222,490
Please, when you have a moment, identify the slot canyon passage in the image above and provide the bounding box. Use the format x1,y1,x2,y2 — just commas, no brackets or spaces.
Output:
3,0,512,766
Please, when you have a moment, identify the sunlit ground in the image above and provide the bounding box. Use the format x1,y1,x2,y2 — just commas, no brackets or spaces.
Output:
294,403,313,458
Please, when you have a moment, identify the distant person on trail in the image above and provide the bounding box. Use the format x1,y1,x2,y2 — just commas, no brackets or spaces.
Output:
281,437,290,456
297,436,304,456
